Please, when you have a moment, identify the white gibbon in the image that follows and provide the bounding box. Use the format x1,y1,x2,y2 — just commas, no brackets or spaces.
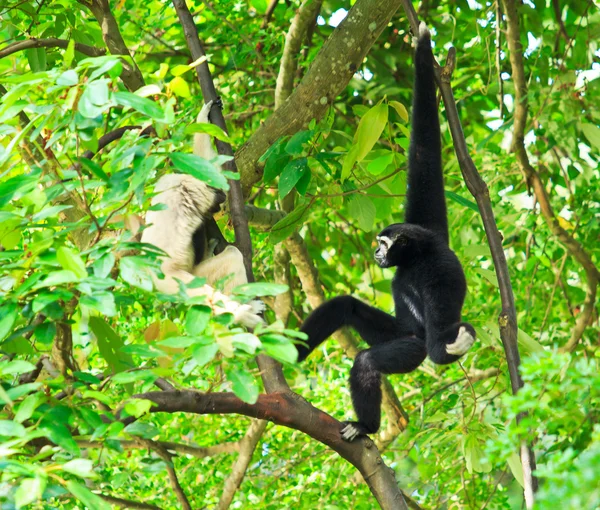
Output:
141,101,263,329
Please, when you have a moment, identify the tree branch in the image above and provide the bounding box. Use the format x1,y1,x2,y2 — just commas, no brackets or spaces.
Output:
399,0,538,504
274,0,323,109
0,38,106,59
172,0,254,275
77,0,145,91
501,0,599,354
79,439,240,458
138,439,192,510
245,205,286,230
217,419,268,510
235,0,404,194
131,389,409,509
98,494,162,510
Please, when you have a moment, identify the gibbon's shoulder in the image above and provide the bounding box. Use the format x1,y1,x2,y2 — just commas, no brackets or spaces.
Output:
152,173,218,209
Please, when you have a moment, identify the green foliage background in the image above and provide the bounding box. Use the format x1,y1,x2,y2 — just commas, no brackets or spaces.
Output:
0,0,598,508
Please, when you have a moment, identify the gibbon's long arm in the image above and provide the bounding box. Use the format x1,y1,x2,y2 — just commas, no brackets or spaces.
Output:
404,25,449,244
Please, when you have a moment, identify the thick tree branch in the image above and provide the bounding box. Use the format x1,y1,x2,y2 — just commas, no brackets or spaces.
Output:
399,1,538,504
501,0,599,354
77,0,145,91
132,389,408,509
236,0,403,193
0,38,106,59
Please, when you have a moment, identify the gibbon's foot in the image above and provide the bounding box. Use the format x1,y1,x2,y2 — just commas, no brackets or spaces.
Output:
446,324,476,356
340,421,371,442
418,21,429,38
198,100,214,124
233,302,265,330
214,96,223,109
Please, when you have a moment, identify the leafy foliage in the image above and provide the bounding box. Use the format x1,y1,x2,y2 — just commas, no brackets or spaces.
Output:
0,0,598,508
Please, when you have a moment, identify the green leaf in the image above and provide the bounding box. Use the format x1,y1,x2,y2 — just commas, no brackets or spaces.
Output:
225,367,259,404
269,203,311,244
14,393,44,423
278,157,309,198
57,246,87,279
0,302,18,342
169,76,191,98
79,157,109,181
389,100,408,122
35,270,80,288
89,317,134,374
123,399,154,418
233,282,288,297
0,420,26,437
185,305,211,336
57,69,78,86
0,360,35,376
185,122,231,143
507,452,525,489
231,333,262,354
348,195,376,232
191,343,219,366
113,91,166,121
66,481,111,510
445,190,479,212
25,47,46,72
124,421,159,439
580,123,600,150
120,256,153,291
367,151,395,175
341,144,360,182
261,335,298,364
93,253,115,278
517,328,545,354
80,291,117,317
354,102,388,162
62,459,96,479
112,370,157,384
170,152,229,190
285,130,313,155
15,477,45,509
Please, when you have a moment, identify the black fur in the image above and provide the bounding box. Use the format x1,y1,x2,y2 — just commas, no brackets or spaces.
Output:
298,27,476,441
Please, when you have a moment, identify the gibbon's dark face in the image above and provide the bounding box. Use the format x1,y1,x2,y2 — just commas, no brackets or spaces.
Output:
375,223,407,268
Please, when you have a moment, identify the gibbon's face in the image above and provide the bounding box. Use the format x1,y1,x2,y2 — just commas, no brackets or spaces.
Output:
374,224,407,268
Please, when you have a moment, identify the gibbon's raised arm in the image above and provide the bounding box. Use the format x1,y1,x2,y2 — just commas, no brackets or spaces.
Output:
404,25,449,245
141,101,263,329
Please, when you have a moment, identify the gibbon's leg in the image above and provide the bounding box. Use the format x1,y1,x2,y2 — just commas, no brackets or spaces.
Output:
298,296,405,362
342,337,427,441
193,245,248,293
404,22,449,243
425,321,476,365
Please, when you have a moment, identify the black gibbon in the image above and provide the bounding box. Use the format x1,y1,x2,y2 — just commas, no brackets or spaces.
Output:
298,23,476,442
141,101,263,329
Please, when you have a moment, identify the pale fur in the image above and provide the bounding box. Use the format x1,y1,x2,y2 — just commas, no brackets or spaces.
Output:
141,102,263,328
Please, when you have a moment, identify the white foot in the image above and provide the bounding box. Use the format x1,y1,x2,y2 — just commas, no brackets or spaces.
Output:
446,326,475,356
340,423,361,442
419,21,429,38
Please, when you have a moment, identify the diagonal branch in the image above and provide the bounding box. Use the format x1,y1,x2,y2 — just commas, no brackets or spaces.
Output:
501,0,599,354
129,389,408,509
235,0,404,194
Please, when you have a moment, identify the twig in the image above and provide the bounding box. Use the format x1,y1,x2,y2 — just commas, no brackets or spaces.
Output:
79,439,239,458
137,439,192,510
0,38,105,59
98,494,162,509
217,419,268,509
